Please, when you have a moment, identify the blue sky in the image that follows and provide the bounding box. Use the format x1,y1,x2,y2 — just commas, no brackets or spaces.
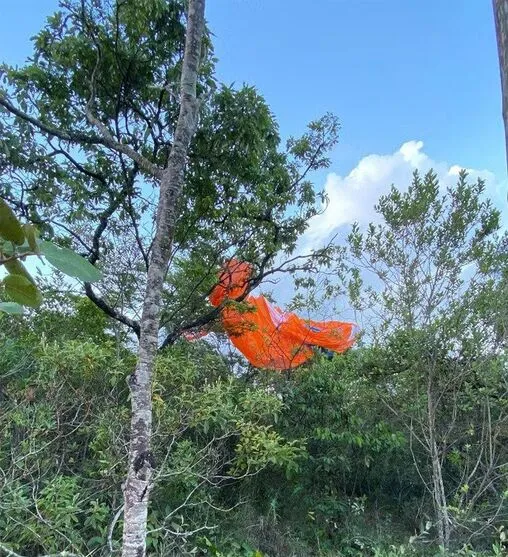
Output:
1,0,506,232
207,0,505,179
1,0,506,329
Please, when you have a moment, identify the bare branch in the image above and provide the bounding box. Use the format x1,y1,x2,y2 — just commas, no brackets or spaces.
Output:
0,541,81,557
85,107,163,179
108,506,124,555
84,283,140,336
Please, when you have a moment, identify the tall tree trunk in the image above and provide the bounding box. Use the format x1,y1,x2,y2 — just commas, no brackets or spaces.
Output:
121,2,206,556
493,0,508,170
427,376,451,549
430,436,450,548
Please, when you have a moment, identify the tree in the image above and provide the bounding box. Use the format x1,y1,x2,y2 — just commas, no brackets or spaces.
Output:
0,1,337,345
0,1,339,554
493,0,508,170
120,2,206,555
2,0,206,554
337,170,506,549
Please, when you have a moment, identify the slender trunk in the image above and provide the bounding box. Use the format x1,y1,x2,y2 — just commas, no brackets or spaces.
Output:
430,437,450,548
121,2,206,556
493,0,508,170
427,376,450,549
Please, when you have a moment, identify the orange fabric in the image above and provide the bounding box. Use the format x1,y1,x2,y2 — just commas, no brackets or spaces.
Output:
209,260,251,306
204,259,358,370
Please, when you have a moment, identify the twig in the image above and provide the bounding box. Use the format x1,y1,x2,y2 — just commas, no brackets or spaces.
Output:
107,506,124,555
0,541,81,557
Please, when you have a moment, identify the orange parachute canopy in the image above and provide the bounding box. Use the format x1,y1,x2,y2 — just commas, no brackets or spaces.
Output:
189,259,358,370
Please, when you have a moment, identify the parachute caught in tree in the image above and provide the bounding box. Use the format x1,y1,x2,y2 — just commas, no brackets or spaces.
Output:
187,260,359,369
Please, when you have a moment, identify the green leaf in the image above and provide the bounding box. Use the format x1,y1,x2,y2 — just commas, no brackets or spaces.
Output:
0,198,25,245
0,241,14,256
3,274,42,308
4,258,36,284
0,301,24,314
23,223,39,252
39,241,102,282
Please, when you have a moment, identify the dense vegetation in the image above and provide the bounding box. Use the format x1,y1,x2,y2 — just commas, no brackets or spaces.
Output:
0,1,506,556
1,170,506,556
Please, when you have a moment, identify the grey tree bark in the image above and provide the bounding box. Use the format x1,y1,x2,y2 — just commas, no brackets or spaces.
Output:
427,375,451,549
493,0,508,170
121,2,206,556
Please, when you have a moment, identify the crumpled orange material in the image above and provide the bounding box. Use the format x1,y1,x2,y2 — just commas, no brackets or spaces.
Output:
190,259,358,370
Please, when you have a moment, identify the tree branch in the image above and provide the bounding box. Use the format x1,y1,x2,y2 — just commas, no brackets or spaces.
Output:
84,109,162,179
0,94,163,180
0,542,81,557
48,139,109,186
84,283,140,337
0,94,103,145
107,505,124,555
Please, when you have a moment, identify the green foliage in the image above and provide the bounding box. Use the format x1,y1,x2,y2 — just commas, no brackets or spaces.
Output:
0,301,24,314
0,199,102,313
1,0,340,342
344,169,502,335
0,333,130,554
336,170,508,550
39,240,102,282
0,197,24,244
0,1,505,555
2,273,42,307
246,356,413,552
0,314,301,555
197,536,264,557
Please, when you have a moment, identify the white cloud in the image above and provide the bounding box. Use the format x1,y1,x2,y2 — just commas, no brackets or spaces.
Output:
302,140,505,249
